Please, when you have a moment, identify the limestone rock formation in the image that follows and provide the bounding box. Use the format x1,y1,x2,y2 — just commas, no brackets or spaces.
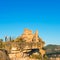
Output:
0,49,10,60
21,29,33,42
9,29,46,60
20,29,45,49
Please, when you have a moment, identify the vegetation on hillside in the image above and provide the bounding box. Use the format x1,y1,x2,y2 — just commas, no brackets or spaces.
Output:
45,44,60,53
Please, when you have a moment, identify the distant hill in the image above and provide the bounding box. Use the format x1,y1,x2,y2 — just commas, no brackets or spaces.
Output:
44,44,60,53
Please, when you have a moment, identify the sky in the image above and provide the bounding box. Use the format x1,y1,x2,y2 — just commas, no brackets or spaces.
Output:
0,0,60,45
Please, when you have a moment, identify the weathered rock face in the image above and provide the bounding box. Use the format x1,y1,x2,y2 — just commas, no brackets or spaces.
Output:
9,29,46,60
21,29,34,42
20,29,45,49
0,49,10,60
21,29,40,42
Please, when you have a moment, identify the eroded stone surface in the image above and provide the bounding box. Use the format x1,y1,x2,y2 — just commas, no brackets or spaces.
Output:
0,50,10,60
9,29,45,60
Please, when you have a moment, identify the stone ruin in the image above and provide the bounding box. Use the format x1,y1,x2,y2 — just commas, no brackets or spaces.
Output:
9,29,46,60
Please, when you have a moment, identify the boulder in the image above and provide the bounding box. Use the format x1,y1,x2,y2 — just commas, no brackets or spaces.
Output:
0,49,10,60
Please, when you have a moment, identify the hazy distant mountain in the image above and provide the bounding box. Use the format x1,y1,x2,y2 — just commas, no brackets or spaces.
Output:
44,44,60,53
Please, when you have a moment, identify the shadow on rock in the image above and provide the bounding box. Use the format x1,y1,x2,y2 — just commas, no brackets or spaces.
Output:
0,49,10,60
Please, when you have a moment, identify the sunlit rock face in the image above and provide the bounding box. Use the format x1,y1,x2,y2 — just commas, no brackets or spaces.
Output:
21,29,34,42
21,29,39,42
9,29,46,60
20,29,45,49
9,43,23,60
11,47,17,51
11,42,20,54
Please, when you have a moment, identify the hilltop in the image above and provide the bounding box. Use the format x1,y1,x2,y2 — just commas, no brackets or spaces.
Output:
0,29,47,60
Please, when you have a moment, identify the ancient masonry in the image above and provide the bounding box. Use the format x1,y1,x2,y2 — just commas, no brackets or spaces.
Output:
9,29,45,60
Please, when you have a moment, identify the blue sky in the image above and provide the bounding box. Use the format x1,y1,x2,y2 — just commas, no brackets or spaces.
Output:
0,0,60,45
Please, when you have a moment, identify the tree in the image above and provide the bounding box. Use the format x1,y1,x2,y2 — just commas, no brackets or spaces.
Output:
0,39,3,48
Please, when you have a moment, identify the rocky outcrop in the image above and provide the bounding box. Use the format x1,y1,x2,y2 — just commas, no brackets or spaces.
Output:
21,29,33,42
9,29,46,60
0,49,10,60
